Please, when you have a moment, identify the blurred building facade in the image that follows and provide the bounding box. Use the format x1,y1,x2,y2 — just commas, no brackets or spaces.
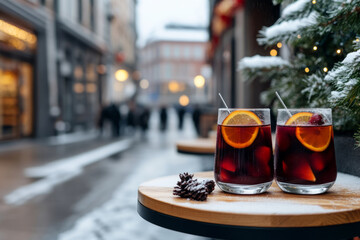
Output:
208,0,279,108
138,24,210,107
0,0,137,141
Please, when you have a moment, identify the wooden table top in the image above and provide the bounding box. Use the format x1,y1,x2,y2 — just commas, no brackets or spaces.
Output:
138,171,360,228
176,138,216,155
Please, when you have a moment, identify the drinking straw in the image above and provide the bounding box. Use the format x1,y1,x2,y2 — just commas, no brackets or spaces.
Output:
218,93,231,113
275,91,292,118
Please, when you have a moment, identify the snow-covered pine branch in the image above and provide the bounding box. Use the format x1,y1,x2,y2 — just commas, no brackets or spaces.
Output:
281,0,309,18
325,49,360,103
258,11,319,45
238,55,290,70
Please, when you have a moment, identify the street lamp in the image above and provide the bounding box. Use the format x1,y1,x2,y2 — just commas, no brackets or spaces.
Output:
115,69,129,82
193,75,205,88
179,95,189,107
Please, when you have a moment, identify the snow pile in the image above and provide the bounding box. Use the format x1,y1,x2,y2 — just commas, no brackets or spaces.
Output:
281,0,309,17
238,55,290,70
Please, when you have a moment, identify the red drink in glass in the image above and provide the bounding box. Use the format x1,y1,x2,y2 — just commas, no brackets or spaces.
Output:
215,125,274,185
275,125,337,184
275,109,337,194
214,109,273,194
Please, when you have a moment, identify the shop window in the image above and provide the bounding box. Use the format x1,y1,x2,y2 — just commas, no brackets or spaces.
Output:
0,58,33,140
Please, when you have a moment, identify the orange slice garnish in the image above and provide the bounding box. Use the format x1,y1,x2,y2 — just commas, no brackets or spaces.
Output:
285,112,331,152
221,110,262,148
285,112,313,125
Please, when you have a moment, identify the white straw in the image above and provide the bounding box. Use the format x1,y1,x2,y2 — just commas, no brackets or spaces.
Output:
275,91,292,118
218,93,231,113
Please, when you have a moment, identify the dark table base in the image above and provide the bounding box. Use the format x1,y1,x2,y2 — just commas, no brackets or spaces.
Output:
138,201,360,240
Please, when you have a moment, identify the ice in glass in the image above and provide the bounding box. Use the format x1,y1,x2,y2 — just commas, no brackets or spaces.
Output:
275,109,337,194
214,109,273,194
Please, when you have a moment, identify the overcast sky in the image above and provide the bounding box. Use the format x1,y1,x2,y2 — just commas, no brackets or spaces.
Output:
136,0,209,46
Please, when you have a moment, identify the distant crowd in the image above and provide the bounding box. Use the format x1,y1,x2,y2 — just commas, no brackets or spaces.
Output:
98,101,202,137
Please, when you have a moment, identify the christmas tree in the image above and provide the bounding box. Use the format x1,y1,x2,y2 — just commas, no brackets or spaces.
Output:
239,0,360,146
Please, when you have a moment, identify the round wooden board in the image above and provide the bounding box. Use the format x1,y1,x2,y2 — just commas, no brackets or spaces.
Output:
138,172,360,228
176,138,216,155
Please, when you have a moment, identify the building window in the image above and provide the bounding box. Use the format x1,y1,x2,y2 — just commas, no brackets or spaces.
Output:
165,63,173,78
173,46,180,59
78,0,83,24
193,46,203,60
90,0,95,31
162,45,171,58
183,46,191,59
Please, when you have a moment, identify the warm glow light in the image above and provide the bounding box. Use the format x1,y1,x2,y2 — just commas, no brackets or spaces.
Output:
312,0,316,4
193,75,205,88
74,66,83,79
179,95,190,107
73,83,84,93
168,81,179,93
297,34,301,39
356,38,360,42
313,46,318,51
140,79,149,89
323,67,328,73
336,49,342,54
0,19,37,44
115,69,129,82
305,67,310,73
97,64,107,74
86,83,97,93
277,42,282,48
270,49,278,56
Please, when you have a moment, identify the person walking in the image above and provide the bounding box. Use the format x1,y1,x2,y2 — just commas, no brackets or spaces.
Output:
159,106,168,131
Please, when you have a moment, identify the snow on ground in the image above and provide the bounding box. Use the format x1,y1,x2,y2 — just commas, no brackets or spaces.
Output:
4,139,133,205
58,109,208,240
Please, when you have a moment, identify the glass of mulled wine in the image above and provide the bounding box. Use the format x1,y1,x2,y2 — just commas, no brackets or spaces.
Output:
275,108,337,194
214,108,273,194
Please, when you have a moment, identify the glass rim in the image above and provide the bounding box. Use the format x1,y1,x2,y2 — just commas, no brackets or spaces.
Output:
277,108,332,111
219,108,270,111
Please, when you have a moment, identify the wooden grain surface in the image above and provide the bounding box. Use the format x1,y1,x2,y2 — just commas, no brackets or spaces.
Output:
138,172,360,228
176,138,216,154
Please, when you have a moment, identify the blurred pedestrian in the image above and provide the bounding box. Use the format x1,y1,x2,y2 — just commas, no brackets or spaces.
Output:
176,105,186,130
99,103,121,137
126,101,137,133
159,106,168,131
139,107,150,134
192,104,201,135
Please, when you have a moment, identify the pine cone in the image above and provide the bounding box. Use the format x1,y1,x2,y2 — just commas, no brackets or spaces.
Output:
179,172,193,182
173,172,215,201
204,180,215,194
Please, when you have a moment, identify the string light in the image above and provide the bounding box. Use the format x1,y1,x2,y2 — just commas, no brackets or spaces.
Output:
336,49,342,54
305,67,310,73
270,49,278,56
312,0,316,4
323,67,328,73
313,46,318,51
277,42,282,48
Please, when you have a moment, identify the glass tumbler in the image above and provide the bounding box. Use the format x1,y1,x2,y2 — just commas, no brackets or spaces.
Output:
275,108,337,194
214,108,273,194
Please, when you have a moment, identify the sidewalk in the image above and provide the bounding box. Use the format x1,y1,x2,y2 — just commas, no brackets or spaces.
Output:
0,133,133,201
